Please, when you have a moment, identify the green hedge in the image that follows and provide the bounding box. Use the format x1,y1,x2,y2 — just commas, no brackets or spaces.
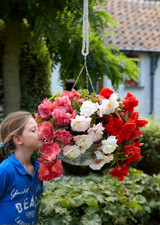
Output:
38,168,160,225
20,37,52,114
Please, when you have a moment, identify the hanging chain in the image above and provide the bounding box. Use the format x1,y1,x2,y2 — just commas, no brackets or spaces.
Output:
72,0,96,93
81,0,89,57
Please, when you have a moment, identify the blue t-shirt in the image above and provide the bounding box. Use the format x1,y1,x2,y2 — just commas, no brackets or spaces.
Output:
0,153,43,225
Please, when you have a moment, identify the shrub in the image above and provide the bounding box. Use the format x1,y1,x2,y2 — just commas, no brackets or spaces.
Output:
38,168,160,225
20,37,52,114
133,116,160,175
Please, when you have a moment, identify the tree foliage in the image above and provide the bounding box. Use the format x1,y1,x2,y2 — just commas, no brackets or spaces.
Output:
0,0,139,94
0,21,51,115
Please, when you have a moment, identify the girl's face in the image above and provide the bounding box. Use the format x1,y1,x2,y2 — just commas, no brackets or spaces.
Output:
20,117,43,151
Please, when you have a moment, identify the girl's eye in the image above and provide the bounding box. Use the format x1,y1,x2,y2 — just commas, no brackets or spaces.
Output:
32,129,35,132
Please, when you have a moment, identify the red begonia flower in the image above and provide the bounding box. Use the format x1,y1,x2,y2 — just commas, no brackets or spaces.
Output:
100,88,114,99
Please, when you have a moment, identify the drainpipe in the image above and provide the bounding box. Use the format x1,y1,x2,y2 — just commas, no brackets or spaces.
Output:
150,54,159,114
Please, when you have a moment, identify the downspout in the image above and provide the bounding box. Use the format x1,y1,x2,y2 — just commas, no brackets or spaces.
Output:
150,54,159,114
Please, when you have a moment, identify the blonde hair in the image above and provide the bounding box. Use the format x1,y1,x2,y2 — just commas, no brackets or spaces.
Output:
0,111,32,152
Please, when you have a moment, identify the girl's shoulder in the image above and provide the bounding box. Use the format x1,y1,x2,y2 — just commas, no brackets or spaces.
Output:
0,154,14,173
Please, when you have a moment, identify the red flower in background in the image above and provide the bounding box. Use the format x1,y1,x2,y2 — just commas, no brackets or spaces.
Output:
109,165,129,181
123,93,139,112
100,88,114,99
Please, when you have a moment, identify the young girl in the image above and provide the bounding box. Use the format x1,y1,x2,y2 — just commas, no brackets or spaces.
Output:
0,111,44,225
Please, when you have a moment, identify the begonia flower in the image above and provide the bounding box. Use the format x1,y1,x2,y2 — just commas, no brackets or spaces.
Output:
38,121,55,141
80,100,99,117
55,130,73,144
38,99,54,120
71,115,91,132
109,165,129,181
122,93,139,113
62,145,81,158
73,135,93,150
100,88,114,99
101,136,118,154
88,123,105,142
39,141,61,161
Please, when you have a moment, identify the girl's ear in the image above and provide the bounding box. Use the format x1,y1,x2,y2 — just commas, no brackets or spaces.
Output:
13,135,22,145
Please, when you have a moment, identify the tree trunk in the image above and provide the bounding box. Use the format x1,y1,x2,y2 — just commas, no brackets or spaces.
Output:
2,16,21,116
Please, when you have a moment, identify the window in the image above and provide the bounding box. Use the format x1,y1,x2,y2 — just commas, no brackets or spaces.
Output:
125,54,139,87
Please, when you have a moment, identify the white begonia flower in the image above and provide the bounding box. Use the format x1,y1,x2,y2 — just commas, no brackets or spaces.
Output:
95,151,114,163
88,123,105,142
63,145,81,158
97,93,119,117
101,136,118,154
89,160,105,170
80,100,99,117
110,93,118,101
71,115,91,132
73,135,93,150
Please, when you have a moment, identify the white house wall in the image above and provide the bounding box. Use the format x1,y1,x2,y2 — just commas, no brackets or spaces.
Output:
103,54,151,118
51,64,63,96
154,57,160,118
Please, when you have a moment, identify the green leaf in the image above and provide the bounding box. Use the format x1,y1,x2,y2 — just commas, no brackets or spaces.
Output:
71,97,80,112
81,213,102,225
49,92,62,102
129,200,138,208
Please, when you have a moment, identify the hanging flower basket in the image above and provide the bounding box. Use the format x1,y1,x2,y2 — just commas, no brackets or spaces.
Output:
35,88,148,181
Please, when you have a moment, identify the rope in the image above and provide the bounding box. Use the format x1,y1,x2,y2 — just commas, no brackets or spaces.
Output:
81,0,89,57
72,0,96,93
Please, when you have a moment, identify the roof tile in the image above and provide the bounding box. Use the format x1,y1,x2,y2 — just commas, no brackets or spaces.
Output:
103,0,160,51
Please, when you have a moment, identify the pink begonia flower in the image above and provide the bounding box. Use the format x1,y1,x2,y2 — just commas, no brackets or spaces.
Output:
73,135,93,150
34,113,42,121
60,91,74,102
71,110,76,119
39,141,61,161
51,108,72,126
78,98,85,103
95,151,114,163
38,99,54,120
55,130,73,144
89,160,105,170
88,123,105,142
38,121,55,141
72,89,82,100
62,145,81,158
53,96,72,113
51,159,63,178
